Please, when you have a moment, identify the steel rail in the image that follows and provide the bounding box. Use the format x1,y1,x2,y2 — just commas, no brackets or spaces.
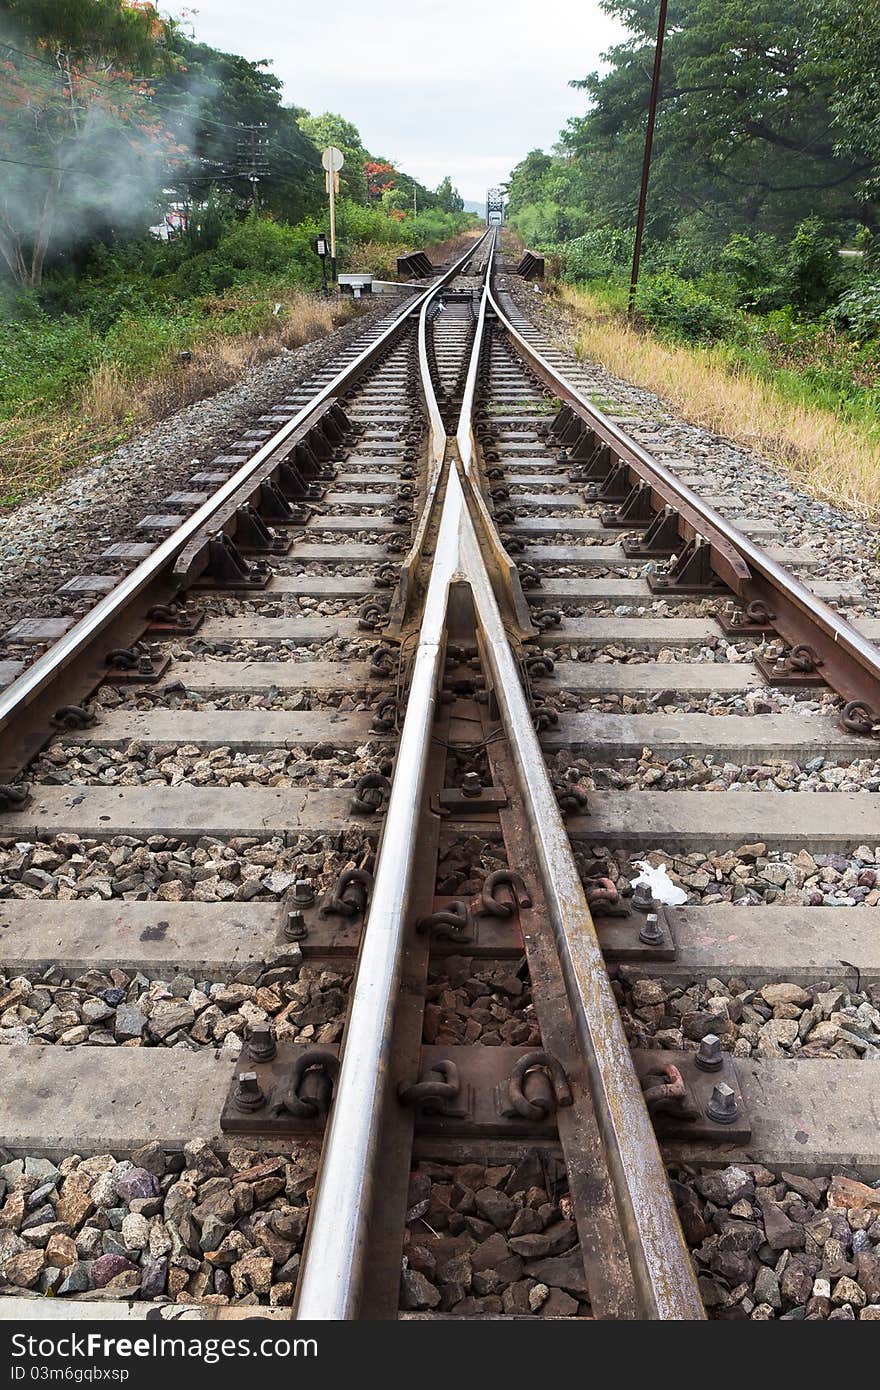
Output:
456,245,704,1320
293,240,485,1321
457,511,704,1319
296,233,703,1319
0,233,490,737
487,274,880,707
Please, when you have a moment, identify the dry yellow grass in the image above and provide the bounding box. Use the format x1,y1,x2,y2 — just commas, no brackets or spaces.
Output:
555,283,880,521
1,292,359,507
81,291,357,428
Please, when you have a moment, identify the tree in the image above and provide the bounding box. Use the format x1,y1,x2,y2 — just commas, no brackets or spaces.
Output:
435,175,464,213
562,0,872,240
151,33,324,224
364,160,395,201
0,0,183,286
297,111,368,201
506,150,554,214
814,0,880,208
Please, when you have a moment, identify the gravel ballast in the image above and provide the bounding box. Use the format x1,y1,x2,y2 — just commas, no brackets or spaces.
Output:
0,1139,315,1305
0,292,405,636
502,274,880,617
674,1164,880,1319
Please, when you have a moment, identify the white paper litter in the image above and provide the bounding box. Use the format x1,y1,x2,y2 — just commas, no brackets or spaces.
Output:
629,860,688,907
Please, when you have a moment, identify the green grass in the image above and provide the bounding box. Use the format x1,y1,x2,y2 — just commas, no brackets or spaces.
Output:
0,204,479,510
578,274,880,442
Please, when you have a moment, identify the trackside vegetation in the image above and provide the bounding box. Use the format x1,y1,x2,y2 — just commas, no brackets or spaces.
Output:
504,0,880,513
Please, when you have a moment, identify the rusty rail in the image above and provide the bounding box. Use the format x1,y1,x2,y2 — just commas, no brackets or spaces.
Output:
488,273,880,728
295,229,705,1321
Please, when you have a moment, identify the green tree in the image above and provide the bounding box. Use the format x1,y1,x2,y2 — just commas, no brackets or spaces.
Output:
297,111,368,201
0,0,168,72
564,0,870,240
153,33,323,224
814,0,880,209
506,150,554,214
435,175,464,213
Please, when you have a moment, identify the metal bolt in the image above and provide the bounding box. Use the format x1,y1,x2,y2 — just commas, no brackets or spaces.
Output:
632,882,655,913
137,655,154,674
285,910,308,941
639,912,664,946
293,879,315,906
695,1032,723,1072
233,1072,265,1111
247,1022,276,1062
461,772,483,798
706,1081,738,1125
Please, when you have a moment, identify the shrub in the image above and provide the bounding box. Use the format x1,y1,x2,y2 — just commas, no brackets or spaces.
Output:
828,282,880,340
644,214,724,281
406,208,474,246
635,271,739,343
512,202,589,247
346,240,405,279
210,217,322,287
720,232,790,312
561,228,634,282
787,218,842,315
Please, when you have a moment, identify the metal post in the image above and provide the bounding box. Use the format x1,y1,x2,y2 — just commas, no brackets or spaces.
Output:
628,0,669,318
329,171,338,285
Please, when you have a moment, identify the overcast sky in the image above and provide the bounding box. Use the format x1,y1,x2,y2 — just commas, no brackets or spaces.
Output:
170,1,624,202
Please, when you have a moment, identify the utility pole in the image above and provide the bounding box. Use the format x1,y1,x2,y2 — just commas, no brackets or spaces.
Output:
236,123,270,209
628,0,669,318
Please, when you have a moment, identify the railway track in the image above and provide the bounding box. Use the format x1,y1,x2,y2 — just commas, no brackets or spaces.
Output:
0,230,879,1322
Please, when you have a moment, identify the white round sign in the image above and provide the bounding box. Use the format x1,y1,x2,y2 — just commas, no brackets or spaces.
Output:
321,146,345,172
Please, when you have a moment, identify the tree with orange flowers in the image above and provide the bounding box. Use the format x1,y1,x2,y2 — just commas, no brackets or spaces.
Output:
363,159,395,202
0,0,184,286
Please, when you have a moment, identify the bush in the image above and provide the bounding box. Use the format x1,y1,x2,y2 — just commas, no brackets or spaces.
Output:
720,232,789,312
561,228,634,282
787,218,842,315
828,282,880,340
635,271,739,343
210,217,322,287
643,214,725,281
334,202,473,262
406,208,475,246
512,201,589,247
0,310,100,412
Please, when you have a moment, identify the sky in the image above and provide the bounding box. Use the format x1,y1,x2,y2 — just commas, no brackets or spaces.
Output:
169,1,624,203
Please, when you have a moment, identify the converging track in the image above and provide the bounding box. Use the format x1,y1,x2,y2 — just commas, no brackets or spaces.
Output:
1,230,879,1322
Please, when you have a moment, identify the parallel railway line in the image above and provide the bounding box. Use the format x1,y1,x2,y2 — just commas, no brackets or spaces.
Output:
0,230,879,1321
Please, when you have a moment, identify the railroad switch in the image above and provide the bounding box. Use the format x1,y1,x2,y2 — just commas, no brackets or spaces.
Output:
593,903,677,962
145,601,204,636
754,643,827,687
648,537,728,595
716,599,776,638
222,1042,341,1134
400,1046,572,1138
103,642,171,685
